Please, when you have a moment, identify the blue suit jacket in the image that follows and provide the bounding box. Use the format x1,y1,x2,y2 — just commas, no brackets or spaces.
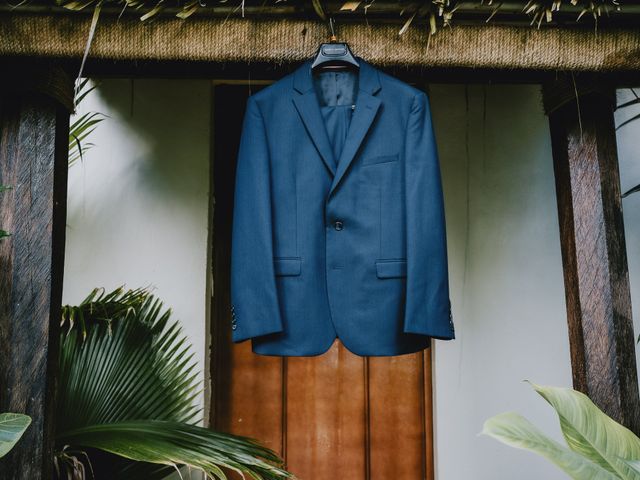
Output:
230,58,455,356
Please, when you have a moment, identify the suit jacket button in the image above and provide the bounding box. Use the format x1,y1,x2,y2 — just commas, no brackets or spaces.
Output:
334,220,344,231
232,324,237,330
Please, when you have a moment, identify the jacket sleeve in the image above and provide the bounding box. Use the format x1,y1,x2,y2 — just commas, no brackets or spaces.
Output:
230,96,284,342
402,92,455,340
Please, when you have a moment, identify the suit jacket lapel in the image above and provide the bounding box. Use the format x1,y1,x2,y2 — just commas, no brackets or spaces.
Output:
291,57,382,187
292,93,337,176
329,92,381,196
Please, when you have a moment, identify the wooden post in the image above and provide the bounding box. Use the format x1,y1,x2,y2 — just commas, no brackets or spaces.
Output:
544,75,640,434
0,63,73,479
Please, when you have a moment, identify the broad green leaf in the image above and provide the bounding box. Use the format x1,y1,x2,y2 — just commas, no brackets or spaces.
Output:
531,383,640,479
628,461,640,474
58,421,292,480
482,412,618,480
0,413,32,458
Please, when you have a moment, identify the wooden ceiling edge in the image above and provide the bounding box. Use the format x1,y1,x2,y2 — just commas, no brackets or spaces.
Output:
2,13,640,73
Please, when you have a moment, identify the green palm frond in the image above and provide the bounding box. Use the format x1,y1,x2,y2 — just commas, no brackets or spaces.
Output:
69,112,105,166
58,421,292,480
69,79,106,167
56,287,292,479
60,286,149,338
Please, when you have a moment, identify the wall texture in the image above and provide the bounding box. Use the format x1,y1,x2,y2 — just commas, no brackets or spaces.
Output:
62,79,212,414
430,84,571,480
64,79,640,479
616,88,640,386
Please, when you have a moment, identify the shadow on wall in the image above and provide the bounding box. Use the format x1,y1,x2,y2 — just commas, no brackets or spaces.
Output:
87,78,211,208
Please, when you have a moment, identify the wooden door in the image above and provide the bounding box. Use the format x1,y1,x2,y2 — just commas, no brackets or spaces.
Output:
209,82,434,480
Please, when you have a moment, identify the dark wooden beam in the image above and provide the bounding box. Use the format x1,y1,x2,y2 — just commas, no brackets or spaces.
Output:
544,74,640,434
0,63,73,479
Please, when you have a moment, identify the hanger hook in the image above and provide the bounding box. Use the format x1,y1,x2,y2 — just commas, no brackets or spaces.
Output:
329,17,337,42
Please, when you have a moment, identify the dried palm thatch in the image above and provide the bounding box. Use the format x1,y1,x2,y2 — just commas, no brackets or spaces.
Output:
2,0,640,71
9,0,629,32
3,11,640,71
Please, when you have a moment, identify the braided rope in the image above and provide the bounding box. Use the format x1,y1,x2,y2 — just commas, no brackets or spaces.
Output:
2,14,640,71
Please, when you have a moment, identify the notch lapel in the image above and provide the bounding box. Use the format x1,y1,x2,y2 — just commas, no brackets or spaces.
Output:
291,57,382,187
292,93,337,176
329,92,381,196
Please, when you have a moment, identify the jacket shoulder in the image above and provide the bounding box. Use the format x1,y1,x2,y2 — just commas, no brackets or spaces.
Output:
377,69,426,101
246,71,295,105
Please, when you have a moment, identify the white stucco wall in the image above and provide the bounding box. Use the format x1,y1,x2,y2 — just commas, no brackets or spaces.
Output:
64,79,640,480
616,89,640,385
431,84,571,480
63,79,212,415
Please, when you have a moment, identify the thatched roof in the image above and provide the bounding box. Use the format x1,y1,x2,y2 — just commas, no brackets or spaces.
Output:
3,0,634,26
1,1,640,72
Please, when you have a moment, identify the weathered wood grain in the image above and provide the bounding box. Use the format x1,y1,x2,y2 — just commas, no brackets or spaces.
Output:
286,340,367,479
0,66,71,479
423,348,434,480
545,75,640,434
368,351,431,480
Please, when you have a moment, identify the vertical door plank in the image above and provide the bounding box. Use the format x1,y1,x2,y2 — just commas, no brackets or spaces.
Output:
368,351,428,480
423,348,435,480
286,340,367,479
215,340,284,454
210,83,284,457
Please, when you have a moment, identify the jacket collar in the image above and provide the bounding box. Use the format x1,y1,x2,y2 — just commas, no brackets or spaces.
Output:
293,56,382,96
292,57,382,197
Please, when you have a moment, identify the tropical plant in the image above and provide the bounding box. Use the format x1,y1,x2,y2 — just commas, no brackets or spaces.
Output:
55,287,293,480
0,413,31,458
482,382,640,480
69,79,105,167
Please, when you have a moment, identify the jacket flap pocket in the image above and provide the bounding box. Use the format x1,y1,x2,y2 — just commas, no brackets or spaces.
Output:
376,260,407,278
362,154,399,166
274,258,301,276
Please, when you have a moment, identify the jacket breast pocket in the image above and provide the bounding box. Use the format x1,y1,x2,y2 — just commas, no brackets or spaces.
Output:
375,260,407,279
274,257,301,276
362,154,399,166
